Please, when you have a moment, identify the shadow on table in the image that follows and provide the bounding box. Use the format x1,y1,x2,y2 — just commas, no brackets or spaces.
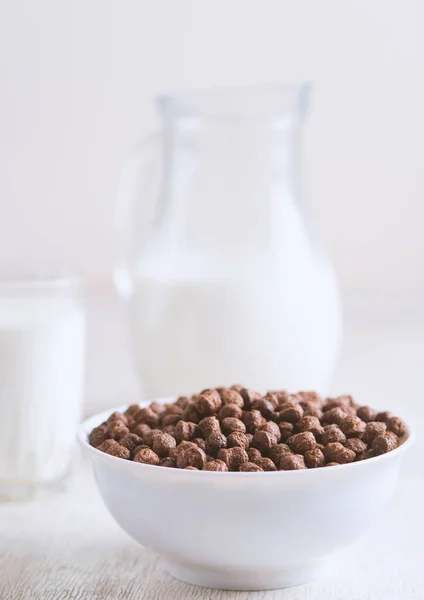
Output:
1,535,304,599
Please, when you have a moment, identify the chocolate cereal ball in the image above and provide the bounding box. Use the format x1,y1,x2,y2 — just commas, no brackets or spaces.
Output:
322,425,346,445
263,392,279,408
387,416,408,438
204,459,228,472
150,402,166,414
323,442,355,464
251,431,276,456
256,457,277,471
279,453,306,470
107,411,128,425
219,403,243,420
322,407,346,426
239,388,262,410
159,457,177,468
251,398,275,419
133,447,159,465
119,433,144,453
144,429,163,448
176,446,206,469
132,423,152,441
102,443,130,459
175,396,190,409
344,438,367,455
227,431,250,449
161,413,182,427
302,404,323,420
286,432,316,455
226,447,249,471
174,420,198,443
163,403,184,415
247,447,263,463
221,417,246,435
278,402,304,424
304,447,325,468
219,389,244,407
134,407,160,428
278,421,294,441
297,416,324,438
375,411,392,424
240,462,264,472
269,443,291,464
218,447,248,471
356,405,377,423
124,404,141,417
194,390,222,416
182,403,201,424
298,391,322,405
258,421,281,442
205,432,228,456
372,433,398,455
193,437,207,452
242,410,265,433
363,421,387,444
131,444,150,459
107,420,129,440
89,424,109,448
97,439,118,452
198,416,221,438
340,416,366,439
152,433,177,458
324,395,354,411
230,384,244,392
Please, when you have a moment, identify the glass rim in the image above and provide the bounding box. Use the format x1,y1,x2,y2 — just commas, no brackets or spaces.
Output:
0,273,84,292
156,82,312,119
157,81,311,101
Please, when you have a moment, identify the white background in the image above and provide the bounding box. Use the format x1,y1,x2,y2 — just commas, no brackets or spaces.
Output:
1,0,424,305
1,7,423,595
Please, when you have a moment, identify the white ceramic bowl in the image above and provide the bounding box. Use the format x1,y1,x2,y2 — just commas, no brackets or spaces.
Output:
78,403,413,591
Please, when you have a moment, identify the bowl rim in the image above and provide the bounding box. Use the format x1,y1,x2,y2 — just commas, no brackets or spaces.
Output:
78,399,415,478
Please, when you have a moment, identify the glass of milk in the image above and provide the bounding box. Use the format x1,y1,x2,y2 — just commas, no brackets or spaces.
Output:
0,275,85,501
115,85,342,399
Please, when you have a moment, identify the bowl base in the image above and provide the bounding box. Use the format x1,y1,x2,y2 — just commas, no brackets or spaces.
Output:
163,558,331,591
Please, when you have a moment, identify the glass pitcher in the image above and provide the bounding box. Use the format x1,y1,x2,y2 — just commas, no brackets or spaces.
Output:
115,85,342,399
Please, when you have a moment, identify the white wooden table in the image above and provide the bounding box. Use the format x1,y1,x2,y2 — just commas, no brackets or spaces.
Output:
1,299,423,599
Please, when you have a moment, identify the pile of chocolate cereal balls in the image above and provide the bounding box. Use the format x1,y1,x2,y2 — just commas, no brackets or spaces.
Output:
89,387,408,471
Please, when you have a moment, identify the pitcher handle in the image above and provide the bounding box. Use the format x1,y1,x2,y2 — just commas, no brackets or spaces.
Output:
114,133,161,299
